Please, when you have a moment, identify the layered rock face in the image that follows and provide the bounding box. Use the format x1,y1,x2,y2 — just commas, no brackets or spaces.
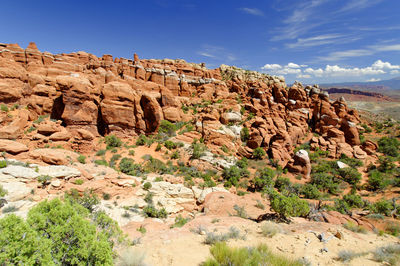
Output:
0,42,365,170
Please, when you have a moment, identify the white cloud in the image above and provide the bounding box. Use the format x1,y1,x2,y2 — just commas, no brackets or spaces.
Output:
286,34,347,49
198,52,215,58
318,43,400,62
262,60,400,80
239,7,264,16
297,74,311,79
338,0,383,13
371,60,400,70
391,70,400,75
287,62,300,68
261,63,282,70
366,78,381,82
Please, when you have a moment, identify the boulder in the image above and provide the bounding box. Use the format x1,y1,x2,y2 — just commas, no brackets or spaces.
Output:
0,140,29,154
287,149,311,178
29,148,78,165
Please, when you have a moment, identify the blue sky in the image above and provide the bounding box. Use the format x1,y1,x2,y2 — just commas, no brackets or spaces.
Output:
1,0,400,83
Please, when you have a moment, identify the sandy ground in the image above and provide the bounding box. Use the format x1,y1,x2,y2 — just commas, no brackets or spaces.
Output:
120,215,400,266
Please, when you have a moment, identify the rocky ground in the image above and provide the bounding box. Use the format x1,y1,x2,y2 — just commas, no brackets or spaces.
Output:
1,42,400,265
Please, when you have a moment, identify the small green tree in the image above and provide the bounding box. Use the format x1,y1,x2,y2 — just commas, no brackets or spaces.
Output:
104,135,122,149
253,167,275,191
252,147,266,160
269,192,310,220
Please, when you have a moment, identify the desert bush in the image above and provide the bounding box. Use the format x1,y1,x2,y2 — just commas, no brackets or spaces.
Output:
135,134,148,146
274,176,291,192
339,154,363,168
260,221,280,238
337,250,363,262
0,104,9,112
343,221,367,233
236,157,248,169
300,183,321,199
385,222,400,237
116,249,147,266
170,151,180,159
378,137,400,157
0,185,7,197
65,189,99,213
96,149,106,156
252,167,275,191
310,172,340,195
204,227,244,245
119,158,142,176
269,191,310,220
0,198,122,265
338,167,361,186
158,120,177,137
373,244,400,265
203,242,303,266
252,147,266,160
367,169,390,191
171,215,189,228
77,154,86,164
164,140,177,150
369,199,394,216
191,141,206,159
105,134,122,149
142,205,167,219
222,165,250,188
0,160,7,168
233,204,248,219
74,179,84,185
240,127,249,142
37,175,52,187
143,182,152,190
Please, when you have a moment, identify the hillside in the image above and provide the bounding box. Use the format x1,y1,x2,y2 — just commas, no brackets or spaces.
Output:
1,42,400,265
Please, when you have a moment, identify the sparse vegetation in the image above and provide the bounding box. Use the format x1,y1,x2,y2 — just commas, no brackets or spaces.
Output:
203,242,303,266
252,147,266,160
260,222,280,238
105,135,122,149
77,154,86,164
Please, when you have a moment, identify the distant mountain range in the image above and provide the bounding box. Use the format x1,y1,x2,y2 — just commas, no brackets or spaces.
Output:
320,76,400,92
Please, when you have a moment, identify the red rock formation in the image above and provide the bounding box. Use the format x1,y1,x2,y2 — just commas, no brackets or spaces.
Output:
0,42,362,169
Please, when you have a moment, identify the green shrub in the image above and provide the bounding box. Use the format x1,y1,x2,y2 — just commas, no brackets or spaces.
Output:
191,142,206,159
339,154,363,168
343,222,367,234
0,104,9,112
65,189,100,213
367,170,390,191
252,167,275,191
222,166,250,187
136,134,148,146
240,127,249,142
104,135,122,149
37,175,52,186
119,158,142,176
158,120,177,136
203,242,303,266
0,185,7,197
96,149,106,156
77,155,86,164
274,176,291,192
171,215,189,228
373,244,400,265
164,140,177,150
260,221,280,238
74,179,84,185
94,159,108,166
310,172,340,194
128,149,135,156
378,137,400,157
300,184,321,199
142,205,167,218
170,151,180,159
233,204,248,219
0,198,119,265
385,222,400,237
0,160,7,168
369,199,394,216
143,182,152,190
252,147,266,160
269,192,310,220
338,167,361,186
236,157,248,169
